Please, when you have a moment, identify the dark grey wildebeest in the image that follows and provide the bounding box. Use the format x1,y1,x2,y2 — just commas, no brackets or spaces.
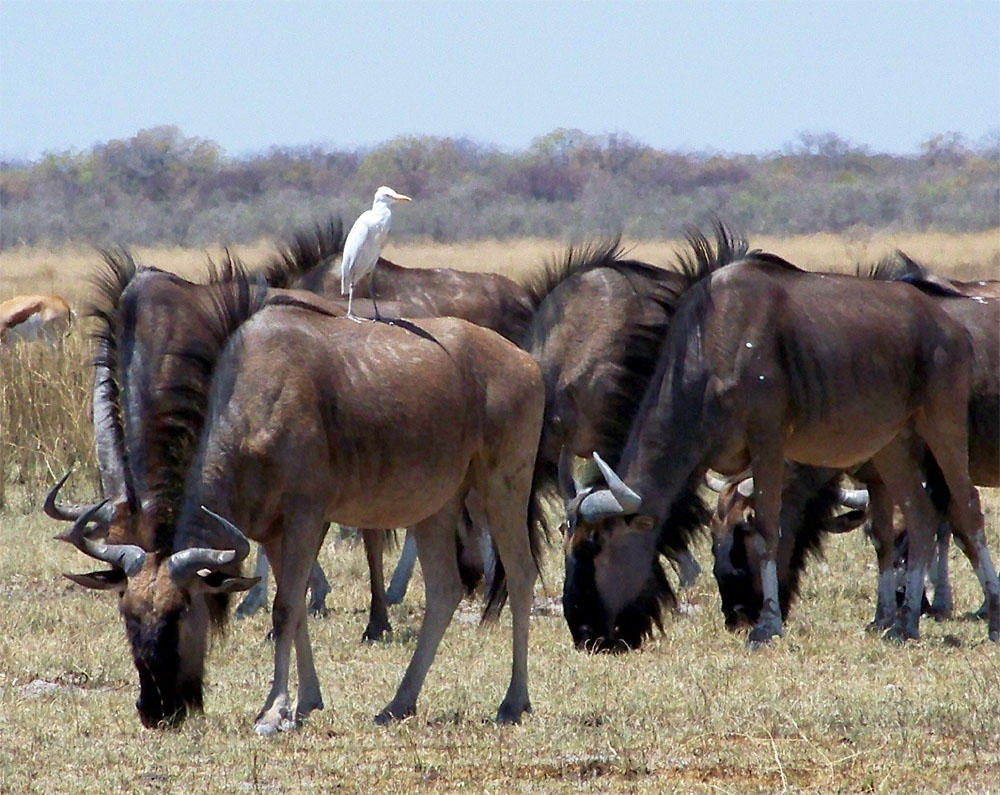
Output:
708,254,999,630
560,244,999,650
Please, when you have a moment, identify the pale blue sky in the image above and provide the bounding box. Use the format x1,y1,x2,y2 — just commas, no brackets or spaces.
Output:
1,0,998,161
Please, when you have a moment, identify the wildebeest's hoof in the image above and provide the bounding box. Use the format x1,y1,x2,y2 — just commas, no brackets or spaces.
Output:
883,622,917,644
308,604,330,619
374,703,415,725
496,700,531,725
927,601,953,622
361,622,392,644
746,624,780,648
970,600,989,621
254,721,279,737
867,618,894,635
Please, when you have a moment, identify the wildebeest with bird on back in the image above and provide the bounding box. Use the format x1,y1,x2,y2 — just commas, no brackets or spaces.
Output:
58,277,547,733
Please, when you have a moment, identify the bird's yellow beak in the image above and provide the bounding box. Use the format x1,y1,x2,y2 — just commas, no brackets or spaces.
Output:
396,193,412,202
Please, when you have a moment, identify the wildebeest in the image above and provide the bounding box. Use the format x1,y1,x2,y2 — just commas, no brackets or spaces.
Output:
372,235,715,620
709,254,1000,631
561,242,1000,650
0,293,74,347
59,282,545,733
44,224,345,611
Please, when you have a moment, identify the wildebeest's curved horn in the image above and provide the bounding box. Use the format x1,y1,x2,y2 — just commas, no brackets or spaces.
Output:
56,500,147,577
588,452,642,515
43,469,115,524
200,506,251,562
166,547,239,585
704,471,730,493
558,446,578,499
578,489,628,522
836,487,870,510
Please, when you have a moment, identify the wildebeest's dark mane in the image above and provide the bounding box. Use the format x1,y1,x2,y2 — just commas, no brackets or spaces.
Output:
860,250,968,298
145,273,270,553
521,234,680,311
205,217,345,289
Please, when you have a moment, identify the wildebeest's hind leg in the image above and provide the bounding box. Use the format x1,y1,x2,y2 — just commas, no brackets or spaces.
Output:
255,521,329,736
870,438,940,642
376,496,466,724
914,419,1000,642
362,528,393,642
235,546,271,619
476,471,537,724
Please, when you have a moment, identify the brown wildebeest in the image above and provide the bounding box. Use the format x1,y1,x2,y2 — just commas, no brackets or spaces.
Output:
58,282,546,733
44,223,345,615
708,255,1000,631
561,244,1000,650
0,294,74,347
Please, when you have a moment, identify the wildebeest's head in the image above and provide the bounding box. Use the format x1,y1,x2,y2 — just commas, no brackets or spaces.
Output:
706,467,869,631
57,503,257,728
560,451,688,652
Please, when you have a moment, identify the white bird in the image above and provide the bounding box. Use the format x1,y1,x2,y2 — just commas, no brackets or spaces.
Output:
341,186,412,320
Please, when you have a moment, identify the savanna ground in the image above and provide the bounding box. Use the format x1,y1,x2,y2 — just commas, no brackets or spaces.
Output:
1,231,999,793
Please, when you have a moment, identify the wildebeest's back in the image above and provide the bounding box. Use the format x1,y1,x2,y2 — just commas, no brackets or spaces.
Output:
197,307,536,534
700,260,973,469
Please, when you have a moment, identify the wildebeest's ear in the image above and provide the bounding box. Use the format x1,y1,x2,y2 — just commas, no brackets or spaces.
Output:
194,574,261,595
63,569,127,592
825,509,868,535
628,515,656,533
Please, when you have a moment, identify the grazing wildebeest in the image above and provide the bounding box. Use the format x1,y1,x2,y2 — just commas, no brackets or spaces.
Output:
59,282,546,733
44,224,344,615
561,242,1000,650
375,235,716,621
523,234,730,636
709,253,999,631
0,294,74,347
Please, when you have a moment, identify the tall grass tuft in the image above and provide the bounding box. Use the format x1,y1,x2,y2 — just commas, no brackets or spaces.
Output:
0,333,98,511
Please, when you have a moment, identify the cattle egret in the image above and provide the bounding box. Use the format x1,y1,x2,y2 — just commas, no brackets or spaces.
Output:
341,186,412,320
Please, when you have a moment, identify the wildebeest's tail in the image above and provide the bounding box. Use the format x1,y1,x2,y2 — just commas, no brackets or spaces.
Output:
481,439,549,624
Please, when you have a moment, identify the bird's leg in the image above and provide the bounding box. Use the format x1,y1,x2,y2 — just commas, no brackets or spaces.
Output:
346,284,363,324
369,267,394,325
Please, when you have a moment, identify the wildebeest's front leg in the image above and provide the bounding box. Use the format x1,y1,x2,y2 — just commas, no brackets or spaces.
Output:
870,439,939,641
306,560,331,618
863,476,899,631
386,531,417,605
745,444,785,647
362,528,393,642
376,498,465,724
255,530,326,736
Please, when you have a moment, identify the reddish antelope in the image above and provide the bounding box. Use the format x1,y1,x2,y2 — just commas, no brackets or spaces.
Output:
0,293,74,347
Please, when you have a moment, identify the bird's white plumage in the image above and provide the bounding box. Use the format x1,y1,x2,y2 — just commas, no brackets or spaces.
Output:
340,186,412,317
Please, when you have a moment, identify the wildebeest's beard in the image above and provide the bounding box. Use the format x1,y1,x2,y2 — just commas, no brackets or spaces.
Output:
124,603,208,729
712,518,757,630
563,523,671,653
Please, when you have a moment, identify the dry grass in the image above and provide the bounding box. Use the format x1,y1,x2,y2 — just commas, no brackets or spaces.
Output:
1,232,999,793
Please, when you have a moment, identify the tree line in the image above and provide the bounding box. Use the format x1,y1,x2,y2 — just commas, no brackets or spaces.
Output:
1,126,997,248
